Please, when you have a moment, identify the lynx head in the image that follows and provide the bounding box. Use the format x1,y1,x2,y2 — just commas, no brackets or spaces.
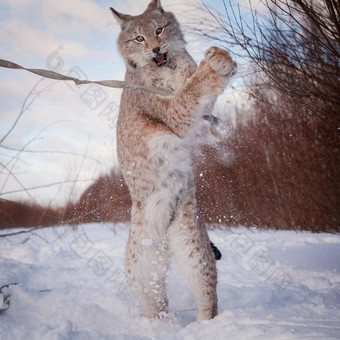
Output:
110,0,186,70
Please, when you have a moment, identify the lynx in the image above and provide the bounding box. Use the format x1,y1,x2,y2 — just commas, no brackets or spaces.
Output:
110,0,236,321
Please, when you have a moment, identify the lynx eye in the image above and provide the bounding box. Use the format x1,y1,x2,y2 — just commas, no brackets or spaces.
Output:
135,36,145,43
155,27,164,36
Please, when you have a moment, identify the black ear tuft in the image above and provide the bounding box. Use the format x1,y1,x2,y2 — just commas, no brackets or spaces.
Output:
110,7,132,27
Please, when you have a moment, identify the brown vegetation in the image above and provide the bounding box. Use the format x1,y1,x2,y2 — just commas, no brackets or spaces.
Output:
195,109,339,232
1,125,339,232
193,0,340,232
0,199,63,230
63,170,131,224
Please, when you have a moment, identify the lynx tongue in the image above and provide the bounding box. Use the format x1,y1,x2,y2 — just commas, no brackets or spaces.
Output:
153,52,167,66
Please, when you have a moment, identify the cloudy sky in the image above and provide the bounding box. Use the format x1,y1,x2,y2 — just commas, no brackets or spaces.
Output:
0,0,255,207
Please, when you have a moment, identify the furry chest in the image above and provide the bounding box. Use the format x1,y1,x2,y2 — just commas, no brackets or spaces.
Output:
147,133,191,187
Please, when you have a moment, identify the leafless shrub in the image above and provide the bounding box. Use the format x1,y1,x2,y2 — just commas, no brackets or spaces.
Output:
192,0,340,232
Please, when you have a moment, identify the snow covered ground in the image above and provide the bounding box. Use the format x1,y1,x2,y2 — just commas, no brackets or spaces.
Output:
0,223,339,339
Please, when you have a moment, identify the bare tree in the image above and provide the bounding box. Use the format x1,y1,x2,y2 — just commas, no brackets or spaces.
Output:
189,0,340,232
0,78,99,230
199,0,339,122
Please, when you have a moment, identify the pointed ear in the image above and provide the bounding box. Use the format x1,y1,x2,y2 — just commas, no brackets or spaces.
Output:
145,0,163,13
110,7,132,27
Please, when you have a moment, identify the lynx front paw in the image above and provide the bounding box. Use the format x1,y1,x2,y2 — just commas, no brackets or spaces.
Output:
204,46,237,77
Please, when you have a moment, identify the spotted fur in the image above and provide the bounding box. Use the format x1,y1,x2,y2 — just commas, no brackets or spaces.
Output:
110,0,236,321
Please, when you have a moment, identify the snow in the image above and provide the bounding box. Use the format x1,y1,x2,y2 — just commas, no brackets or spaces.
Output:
0,223,339,339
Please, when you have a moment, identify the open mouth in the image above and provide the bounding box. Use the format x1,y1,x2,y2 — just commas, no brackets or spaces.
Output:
153,52,167,66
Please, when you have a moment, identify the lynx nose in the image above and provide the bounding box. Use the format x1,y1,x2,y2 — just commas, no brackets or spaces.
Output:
152,47,160,54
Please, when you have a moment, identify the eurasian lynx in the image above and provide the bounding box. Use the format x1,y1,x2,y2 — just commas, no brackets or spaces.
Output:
110,0,236,321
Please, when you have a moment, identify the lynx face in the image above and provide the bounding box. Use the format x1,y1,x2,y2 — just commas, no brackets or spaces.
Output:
112,6,186,70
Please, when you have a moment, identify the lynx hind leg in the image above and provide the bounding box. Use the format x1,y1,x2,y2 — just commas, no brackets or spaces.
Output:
205,46,237,77
125,222,170,318
168,200,218,321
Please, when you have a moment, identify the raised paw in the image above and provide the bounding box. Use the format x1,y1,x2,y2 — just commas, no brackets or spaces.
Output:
204,46,237,77
204,46,219,61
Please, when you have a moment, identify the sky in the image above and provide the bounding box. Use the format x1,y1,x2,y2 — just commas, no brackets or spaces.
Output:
0,0,258,207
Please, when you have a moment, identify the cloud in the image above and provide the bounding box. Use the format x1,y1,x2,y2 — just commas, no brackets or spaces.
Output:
1,0,113,33
0,0,118,64
1,19,89,61
0,75,120,205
